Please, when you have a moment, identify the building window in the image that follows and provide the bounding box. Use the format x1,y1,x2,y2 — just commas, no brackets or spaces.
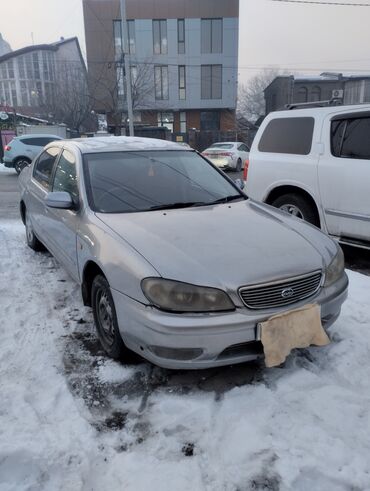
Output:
178,65,186,100
10,80,17,106
18,57,25,79
33,53,40,79
200,111,220,130
201,19,222,54
7,60,14,79
296,86,308,103
0,63,7,79
178,19,185,54
117,65,137,99
113,20,136,57
201,65,222,100
180,111,186,133
311,85,321,102
154,65,169,100
158,111,174,132
20,81,29,106
153,20,167,55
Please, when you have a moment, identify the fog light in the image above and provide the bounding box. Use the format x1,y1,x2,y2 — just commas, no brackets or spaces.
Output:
148,346,203,361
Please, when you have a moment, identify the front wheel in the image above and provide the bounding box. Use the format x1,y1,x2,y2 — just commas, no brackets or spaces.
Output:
14,158,31,175
91,275,131,360
25,209,45,251
271,193,319,227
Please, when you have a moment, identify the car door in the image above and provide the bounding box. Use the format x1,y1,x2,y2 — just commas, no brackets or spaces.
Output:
318,113,370,241
26,147,61,243
44,148,80,281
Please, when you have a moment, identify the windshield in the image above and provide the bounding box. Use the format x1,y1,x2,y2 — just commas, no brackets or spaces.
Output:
210,144,234,149
84,150,244,213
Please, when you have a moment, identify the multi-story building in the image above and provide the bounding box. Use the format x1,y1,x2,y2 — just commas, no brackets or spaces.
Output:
0,37,87,123
264,73,370,115
83,0,239,134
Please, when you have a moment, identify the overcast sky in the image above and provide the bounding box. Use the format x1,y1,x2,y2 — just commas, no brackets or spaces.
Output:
1,0,370,84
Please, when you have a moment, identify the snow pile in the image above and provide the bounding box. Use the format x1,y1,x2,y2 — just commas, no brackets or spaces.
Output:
0,163,16,174
1,220,370,491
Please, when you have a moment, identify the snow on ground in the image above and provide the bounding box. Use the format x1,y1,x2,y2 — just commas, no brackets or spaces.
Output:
1,220,370,491
0,163,16,175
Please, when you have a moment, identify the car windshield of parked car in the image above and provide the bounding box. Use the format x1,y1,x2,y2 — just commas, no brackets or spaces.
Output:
210,144,234,149
84,150,244,213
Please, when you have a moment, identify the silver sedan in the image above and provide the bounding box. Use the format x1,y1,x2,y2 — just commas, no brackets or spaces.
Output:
19,137,348,369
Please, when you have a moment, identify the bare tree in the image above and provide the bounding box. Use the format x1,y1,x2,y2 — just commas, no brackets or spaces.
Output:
238,69,284,122
88,58,155,135
43,61,93,132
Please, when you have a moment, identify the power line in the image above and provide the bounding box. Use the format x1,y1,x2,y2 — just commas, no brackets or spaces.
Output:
270,0,370,6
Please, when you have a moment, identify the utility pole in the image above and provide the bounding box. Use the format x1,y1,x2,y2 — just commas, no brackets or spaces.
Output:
120,0,134,136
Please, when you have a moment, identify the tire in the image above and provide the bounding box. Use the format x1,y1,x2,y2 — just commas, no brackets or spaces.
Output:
236,158,242,172
14,157,31,175
25,209,45,251
272,193,319,227
91,275,131,360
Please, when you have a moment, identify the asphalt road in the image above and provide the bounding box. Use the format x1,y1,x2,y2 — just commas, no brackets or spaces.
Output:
1,165,369,274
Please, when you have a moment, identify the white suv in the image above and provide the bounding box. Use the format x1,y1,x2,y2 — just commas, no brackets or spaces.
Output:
3,134,62,174
246,104,370,249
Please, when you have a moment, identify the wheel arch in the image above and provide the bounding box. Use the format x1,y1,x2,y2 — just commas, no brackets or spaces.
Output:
20,200,26,224
265,185,321,228
81,260,107,307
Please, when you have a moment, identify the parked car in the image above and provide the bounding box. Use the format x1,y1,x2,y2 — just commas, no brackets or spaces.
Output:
202,142,249,172
246,104,370,249
19,136,347,369
3,134,63,174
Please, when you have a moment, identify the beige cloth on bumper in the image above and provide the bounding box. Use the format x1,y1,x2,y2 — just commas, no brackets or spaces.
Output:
259,303,330,368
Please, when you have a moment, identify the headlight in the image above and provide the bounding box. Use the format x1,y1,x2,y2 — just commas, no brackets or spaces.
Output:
324,246,345,287
141,278,235,313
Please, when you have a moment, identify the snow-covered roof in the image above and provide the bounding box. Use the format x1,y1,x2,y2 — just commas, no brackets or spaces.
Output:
66,136,190,154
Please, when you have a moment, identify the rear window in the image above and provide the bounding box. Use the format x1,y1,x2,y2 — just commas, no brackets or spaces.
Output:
22,137,59,146
258,117,314,155
210,144,234,149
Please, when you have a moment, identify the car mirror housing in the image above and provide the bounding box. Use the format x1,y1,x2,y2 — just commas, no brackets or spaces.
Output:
45,191,74,210
235,178,245,190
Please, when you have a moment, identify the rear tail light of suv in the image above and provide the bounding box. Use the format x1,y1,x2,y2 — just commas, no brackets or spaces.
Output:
4,145,11,151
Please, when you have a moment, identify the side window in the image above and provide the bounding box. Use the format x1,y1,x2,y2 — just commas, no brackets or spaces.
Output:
33,147,60,189
331,120,346,157
258,117,314,155
52,149,78,200
331,117,370,160
238,144,249,152
22,137,58,146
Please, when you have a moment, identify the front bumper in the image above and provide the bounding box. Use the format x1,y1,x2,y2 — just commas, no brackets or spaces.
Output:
111,272,348,369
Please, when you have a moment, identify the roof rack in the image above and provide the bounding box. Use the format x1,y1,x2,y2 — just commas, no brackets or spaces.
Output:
284,98,343,110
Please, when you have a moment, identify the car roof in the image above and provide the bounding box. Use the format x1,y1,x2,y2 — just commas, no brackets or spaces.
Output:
267,103,370,119
18,134,62,139
58,136,190,154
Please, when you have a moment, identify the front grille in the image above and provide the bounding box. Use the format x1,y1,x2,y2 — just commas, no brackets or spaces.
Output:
239,271,322,310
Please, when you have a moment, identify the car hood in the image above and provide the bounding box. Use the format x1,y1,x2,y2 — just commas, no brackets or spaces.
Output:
96,200,336,291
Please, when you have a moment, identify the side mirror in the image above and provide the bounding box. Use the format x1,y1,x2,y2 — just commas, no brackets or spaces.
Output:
45,191,74,209
235,178,245,190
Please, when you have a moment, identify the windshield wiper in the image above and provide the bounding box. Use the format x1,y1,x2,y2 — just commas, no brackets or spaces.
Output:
148,201,205,211
207,194,245,205
148,195,244,211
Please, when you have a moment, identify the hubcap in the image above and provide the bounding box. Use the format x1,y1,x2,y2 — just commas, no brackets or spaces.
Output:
280,204,304,220
97,291,115,345
16,160,27,173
